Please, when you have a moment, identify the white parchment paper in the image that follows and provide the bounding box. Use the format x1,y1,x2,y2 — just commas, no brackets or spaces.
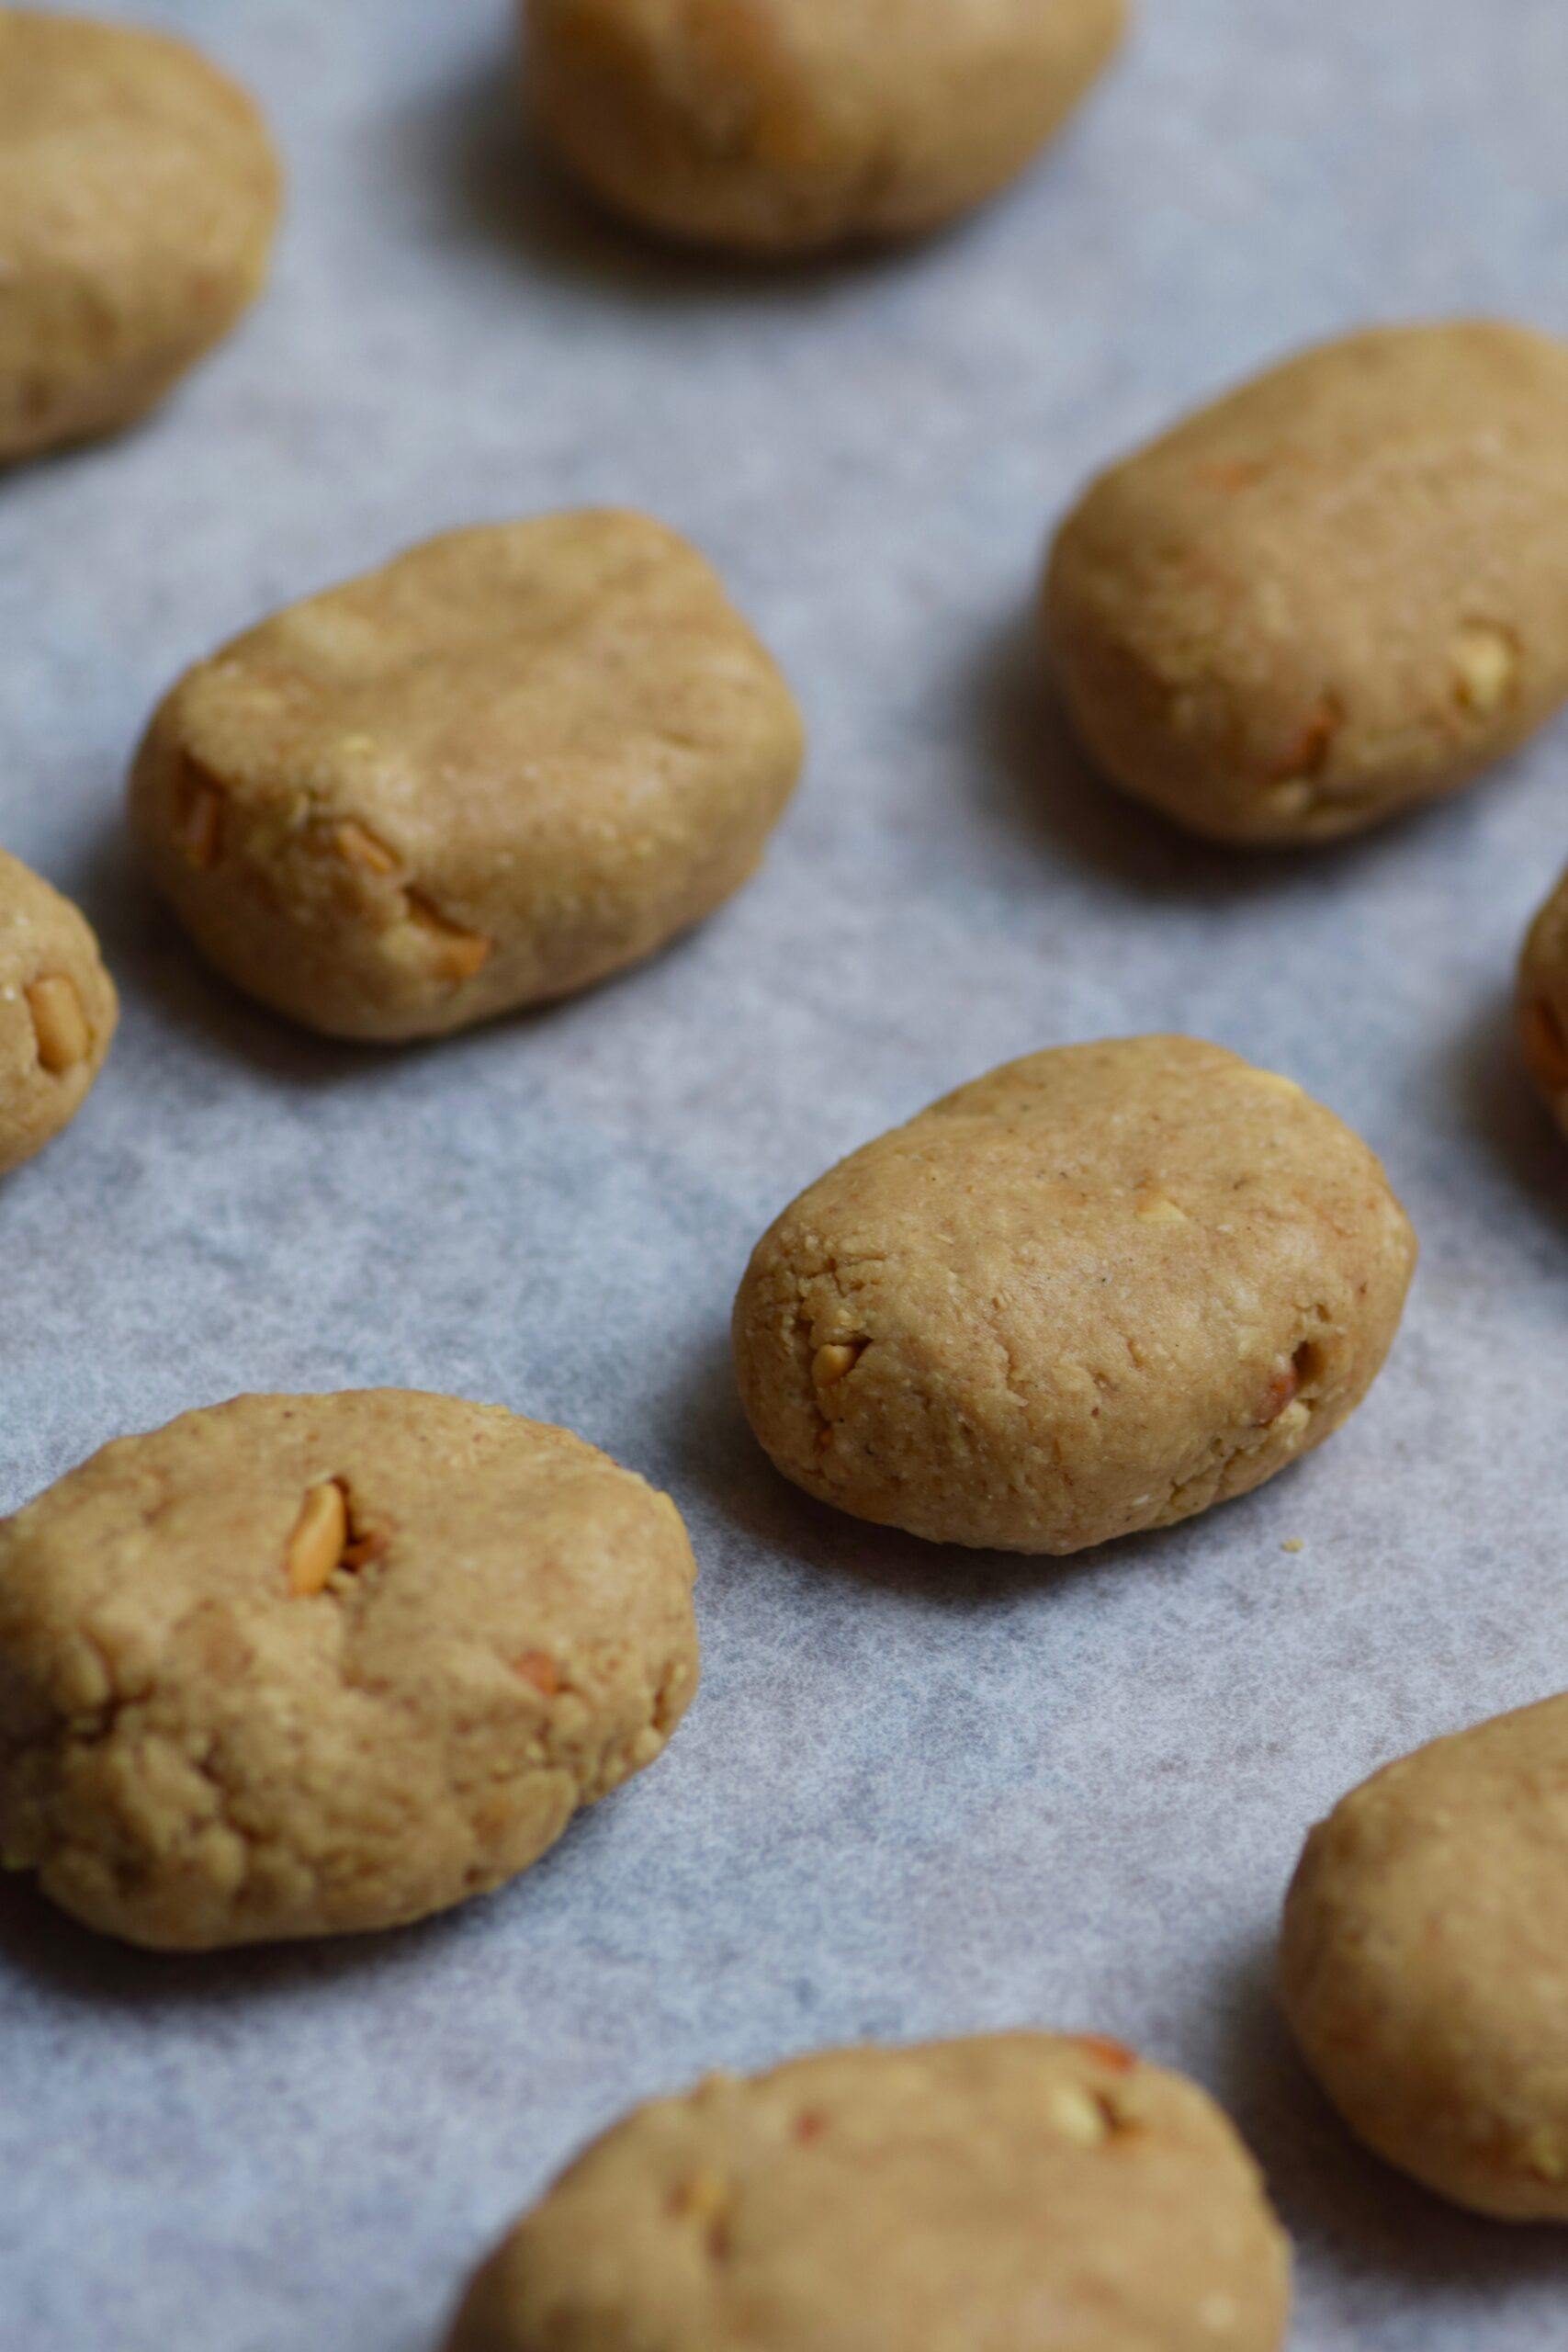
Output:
5,2,1568,2344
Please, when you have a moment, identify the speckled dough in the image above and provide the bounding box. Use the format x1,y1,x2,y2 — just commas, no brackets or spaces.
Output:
0,1392,700,1950
128,511,806,1041
732,1036,1416,1554
525,0,1128,256
0,847,117,1176
1280,1697,1568,2220
0,9,281,460
1044,322,1568,844
447,2033,1292,2351
1516,865,1568,1137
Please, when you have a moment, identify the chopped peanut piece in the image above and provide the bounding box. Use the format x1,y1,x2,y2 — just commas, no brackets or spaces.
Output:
812,1341,862,1386
336,820,400,877
670,2167,728,2222
180,780,223,870
1266,697,1338,785
342,1522,392,1571
514,1651,559,1697
25,974,90,1073
405,895,492,984
285,1480,348,1597
1070,2034,1136,2074
794,2109,828,2143
1047,2084,1110,2148
1258,1364,1299,1426
1452,623,1517,715
1134,1193,1187,1225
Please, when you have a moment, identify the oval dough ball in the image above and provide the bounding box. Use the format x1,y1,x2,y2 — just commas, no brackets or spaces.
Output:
448,2033,1291,2352
0,847,118,1176
1044,322,1568,845
732,1036,1416,1554
524,0,1128,256
1280,1697,1568,2220
128,512,806,1041
0,1391,700,1949
0,10,282,460
1516,864,1568,1136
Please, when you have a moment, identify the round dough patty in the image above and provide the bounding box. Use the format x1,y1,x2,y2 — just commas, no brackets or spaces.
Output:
1517,864,1568,1138
448,2033,1292,2351
0,1392,700,1949
0,9,282,460
525,0,1128,256
0,846,118,1176
1280,1696,1568,2221
128,511,806,1041
733,1036,1416,1553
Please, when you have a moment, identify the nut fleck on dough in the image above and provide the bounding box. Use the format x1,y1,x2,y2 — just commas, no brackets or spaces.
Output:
732,1036,1416,1554
0,1392,700,1949
0,847,118,1176
1043,322,1568,844
128,511,806,1041
525,0,1128,256
446,2033,1291,2352
1516,864,1568,1136
1280,1696,1568,2221
0,10,282,461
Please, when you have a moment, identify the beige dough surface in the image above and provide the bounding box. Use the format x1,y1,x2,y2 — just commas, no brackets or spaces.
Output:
524,0,1127,255
0,1391,700,1950
1043,322,1568,844
0,846,118,1176
732,1036,1416,1554
0,8,281,460
1280,1696,1568,2221
128,511,806,1041
1516,865,1568,1138
448,2032,1291,2352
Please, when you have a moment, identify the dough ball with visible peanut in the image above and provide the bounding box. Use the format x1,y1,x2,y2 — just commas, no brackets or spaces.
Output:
1044,322,1568,844
733,1036,1416,1554
1517,865,1568,1136
1281,1696,1568,2220
0,10,282,460
0,847,117,1176
129,512,805,1042
524,0,1128,256
0,1391,700,1950
448,2033,1291,2352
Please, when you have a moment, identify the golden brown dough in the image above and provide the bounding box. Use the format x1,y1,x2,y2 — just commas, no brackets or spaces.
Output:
0,9,282,459
448,2033,1291,2351
1044,322,1568,844
1516,865,1568,1136
0,846,117,1175
732,1036,1416,1553
128,512,805,1041
0,1392,700,1949
524,0,1128,255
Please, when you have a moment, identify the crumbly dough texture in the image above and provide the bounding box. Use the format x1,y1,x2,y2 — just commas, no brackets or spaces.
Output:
0,1391,700,1950
525,0,1127,255
0,9,281,459
448,2033,1291,2351
732,1036,1416,1554
1044,322,1568,844
129,511,806,1041
1516,865,1568,1136
1280,1697,1568,2221
0,846,118,1176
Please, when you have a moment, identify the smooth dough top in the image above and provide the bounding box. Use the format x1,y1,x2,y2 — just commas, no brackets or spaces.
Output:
525,0,1128,254
1280,1695,1568,2221
449,2033,1292,2352
0,846,118,1176
733,1036,1416,1553
0,1392,700,1950
129,511,806,1040
0,9,282,457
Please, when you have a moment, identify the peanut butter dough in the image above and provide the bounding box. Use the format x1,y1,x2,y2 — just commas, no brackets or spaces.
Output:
0,9,282,459
1516,864,1568,1137
1281,1696,1568,2220
0,847,117,1176
1044,322,1568,844
448,2033,1291,2351
0,1391,700,1950
732,1036,1416,1553
525,0,1128,256
129,512,806,1041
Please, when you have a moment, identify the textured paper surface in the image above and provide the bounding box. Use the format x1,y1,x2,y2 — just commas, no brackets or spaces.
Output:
5,1,1568,2344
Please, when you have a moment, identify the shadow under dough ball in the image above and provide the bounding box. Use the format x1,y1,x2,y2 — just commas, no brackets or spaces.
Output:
732,1036,1416,1554
1280,1696,1568,2221
128,510,806,1041
0,8,282,460
0,1392,700,1950
447,2033,1291,2352
523,0,1129,256
0,846,117,1176
1044,321,1568,844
